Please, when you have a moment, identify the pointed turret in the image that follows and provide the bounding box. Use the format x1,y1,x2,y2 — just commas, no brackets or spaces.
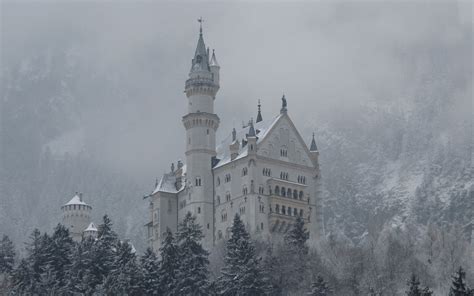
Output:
210,49,220,85
310,133,318,151
247,119,257,155
229,128,240,161
309,132,319,167
190,19,210,74
256,100,263,123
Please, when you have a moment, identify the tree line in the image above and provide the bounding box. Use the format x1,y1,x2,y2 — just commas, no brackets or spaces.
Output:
0,214,473,295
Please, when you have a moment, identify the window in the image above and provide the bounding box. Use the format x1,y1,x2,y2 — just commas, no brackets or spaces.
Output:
275,204,280,213
259,186,264,194
242,167,248,176
242,186,248,195
207,223,210,229
293,208,297,216
218,230,223,240
195,177,202,186
287,188,292,197
280,148,288,157
216,196,221,205
239,206,246,215
280,172,289,180
300,209,304,217
226,193,231,202
282,206,286,215
221,212,228,222
259,203,265,213
206,129,209,135
263,168,271,176
225,174,231,183
298,175,306,184
288,207,292,216
197,207,201,214
217,177,220,186
275,186,280,196
281,187,286,197
299,191,304,200
293,189,298,199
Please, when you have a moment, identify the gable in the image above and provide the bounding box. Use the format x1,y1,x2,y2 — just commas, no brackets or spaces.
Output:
257,114,313,167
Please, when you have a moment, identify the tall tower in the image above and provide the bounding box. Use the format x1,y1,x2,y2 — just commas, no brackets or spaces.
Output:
182,20,220,242
61,193,92,242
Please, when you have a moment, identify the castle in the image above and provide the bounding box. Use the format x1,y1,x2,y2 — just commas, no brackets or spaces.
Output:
61,193,98,241
145,22,323,251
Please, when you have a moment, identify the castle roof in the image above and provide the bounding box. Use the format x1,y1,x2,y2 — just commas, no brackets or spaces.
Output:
64,194,88,206
214,113,282,168
152,173,180,194
84,222,97,232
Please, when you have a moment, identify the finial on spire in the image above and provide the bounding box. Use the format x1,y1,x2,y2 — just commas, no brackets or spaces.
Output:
280,94,287,114
256,99,263,123
198,17,204,35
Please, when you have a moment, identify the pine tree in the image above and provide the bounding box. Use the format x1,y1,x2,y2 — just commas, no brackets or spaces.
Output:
104,240,144,295
10,259,35,294
405,274,433,296
282,215,310,293
47,224,74,289
284,215,309,255
158,228,179,295
90,214,119,288
68,236,95,294
174,212,210,296
261,244,283,296
216,214,270,296
449,267,474,296
0,234,15,274
141,248,161,295
308,275,331,296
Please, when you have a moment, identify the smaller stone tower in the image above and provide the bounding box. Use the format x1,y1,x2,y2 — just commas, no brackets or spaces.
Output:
61,193,92,242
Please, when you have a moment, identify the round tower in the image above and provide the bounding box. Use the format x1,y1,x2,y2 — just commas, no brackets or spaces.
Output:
182,20,220,242
61,193,92,242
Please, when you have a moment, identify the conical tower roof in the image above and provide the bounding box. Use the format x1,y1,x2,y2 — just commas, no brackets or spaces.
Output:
310,133,318,151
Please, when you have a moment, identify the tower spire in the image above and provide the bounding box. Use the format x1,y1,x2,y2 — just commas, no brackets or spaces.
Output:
198,17,203,35
256,100,263,123
310,132,318,151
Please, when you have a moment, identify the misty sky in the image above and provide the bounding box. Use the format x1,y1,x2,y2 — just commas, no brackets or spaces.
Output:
1,1,472,184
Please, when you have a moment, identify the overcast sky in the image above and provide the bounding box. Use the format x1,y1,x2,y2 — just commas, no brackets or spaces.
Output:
1,1,472,182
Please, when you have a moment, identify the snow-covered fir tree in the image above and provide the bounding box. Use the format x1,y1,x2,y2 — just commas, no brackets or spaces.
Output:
216,214,271,295
308,275,331,296
449,267,474,296
158,228,179,296
0,235,15,274
174,212,211,296
141,248,161,295
405,274,433,296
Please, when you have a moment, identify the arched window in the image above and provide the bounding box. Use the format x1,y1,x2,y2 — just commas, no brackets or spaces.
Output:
293,208,297,216
217,177,220,186
242,167,248,176
197,207,201,214
226,193,231,202
300,209,304,217
281,187,286,197
259,186,264,194
282,206,286,215
293,189,298,199
299,191,304,200
287,188,292,197
275,204,280,213
195,177,202,186
288,207,292,216
275,186,280,196
243,186,248,195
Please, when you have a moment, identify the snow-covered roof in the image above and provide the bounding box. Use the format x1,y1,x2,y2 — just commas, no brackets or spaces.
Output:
152,173,179,194
84,222,97,232
64,194,88,206
214,113,282,169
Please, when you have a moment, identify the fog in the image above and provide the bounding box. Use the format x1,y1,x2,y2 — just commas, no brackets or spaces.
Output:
2,1,471,181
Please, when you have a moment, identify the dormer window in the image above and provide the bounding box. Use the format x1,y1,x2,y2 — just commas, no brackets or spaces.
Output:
242,167,248,176
195,177,202,187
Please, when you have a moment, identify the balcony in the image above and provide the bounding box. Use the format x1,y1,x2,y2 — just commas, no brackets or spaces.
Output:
268,194,310,233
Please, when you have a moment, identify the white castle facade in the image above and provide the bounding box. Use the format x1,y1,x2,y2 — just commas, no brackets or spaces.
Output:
145,24,323,251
